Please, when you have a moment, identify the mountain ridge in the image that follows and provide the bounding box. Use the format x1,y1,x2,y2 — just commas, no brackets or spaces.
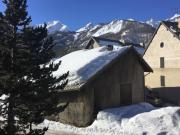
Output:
44,14,180,57
45,14,180,33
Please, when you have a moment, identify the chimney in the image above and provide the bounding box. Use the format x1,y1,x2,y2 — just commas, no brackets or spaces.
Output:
107,45,113,51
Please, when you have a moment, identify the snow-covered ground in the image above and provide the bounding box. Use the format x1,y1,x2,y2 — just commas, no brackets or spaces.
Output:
39,103,180,135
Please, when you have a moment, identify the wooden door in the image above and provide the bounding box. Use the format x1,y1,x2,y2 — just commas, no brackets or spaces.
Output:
120,83,132,105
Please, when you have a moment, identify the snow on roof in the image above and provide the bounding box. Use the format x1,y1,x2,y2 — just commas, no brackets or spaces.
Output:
53,46,129,88
88,37,123,48
123,42,145,55
39,103,180,135
134,46,145,55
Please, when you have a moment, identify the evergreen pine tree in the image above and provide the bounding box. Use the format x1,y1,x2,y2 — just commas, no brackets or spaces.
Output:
0,0,68,134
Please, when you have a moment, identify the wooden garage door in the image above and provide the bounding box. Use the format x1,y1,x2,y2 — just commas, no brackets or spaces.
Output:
120,83,132,105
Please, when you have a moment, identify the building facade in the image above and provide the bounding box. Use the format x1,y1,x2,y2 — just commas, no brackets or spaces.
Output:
143,19,180,104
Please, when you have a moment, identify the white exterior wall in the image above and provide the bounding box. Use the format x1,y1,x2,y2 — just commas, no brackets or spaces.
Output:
144,24,180,88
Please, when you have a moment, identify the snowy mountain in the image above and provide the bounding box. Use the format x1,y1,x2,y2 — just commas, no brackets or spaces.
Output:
146,18,159,27
76,22,94,32
144,14,180,27
50,19,155,57
47,14,180,57
44,20,69,33
93,20,124,37
72,19,155,49
168,14,180,22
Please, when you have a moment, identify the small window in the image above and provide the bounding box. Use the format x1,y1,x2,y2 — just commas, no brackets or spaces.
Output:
160,76,165,87
160,42,164,48
160,57,165,68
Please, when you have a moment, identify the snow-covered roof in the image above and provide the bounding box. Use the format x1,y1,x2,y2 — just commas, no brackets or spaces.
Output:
162,21,180,38
98,40,120,46
53,46,130,89
134,46,145,55
85,37,123,49
124,42,145,55
86,37,145,55
94,37,123,46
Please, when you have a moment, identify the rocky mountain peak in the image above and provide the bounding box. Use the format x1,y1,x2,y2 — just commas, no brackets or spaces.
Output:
76,22,94,32
46,20,69,33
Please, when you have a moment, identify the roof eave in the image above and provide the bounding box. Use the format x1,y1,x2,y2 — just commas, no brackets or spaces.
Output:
130,47,153,72
143,22,162,56
161,21,180,40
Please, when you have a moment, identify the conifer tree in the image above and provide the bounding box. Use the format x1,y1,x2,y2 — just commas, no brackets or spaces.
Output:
0,0,68,134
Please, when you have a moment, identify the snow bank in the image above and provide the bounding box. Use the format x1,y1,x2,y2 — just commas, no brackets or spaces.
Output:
39,103,180,135
53,46,129,87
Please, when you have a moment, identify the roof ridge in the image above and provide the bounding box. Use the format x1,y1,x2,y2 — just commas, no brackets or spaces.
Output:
92,36,121,43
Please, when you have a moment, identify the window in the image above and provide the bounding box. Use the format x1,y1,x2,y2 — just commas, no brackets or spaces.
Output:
160,76,165,87
160,57,165,68
160,42,164,48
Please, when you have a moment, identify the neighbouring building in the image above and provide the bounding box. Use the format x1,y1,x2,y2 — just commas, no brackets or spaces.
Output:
85,36,124,49
50,45,152,127
143,18,180,104
85,36,145,55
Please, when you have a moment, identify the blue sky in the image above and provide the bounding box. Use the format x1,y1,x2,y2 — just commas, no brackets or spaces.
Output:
0,0,180,30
